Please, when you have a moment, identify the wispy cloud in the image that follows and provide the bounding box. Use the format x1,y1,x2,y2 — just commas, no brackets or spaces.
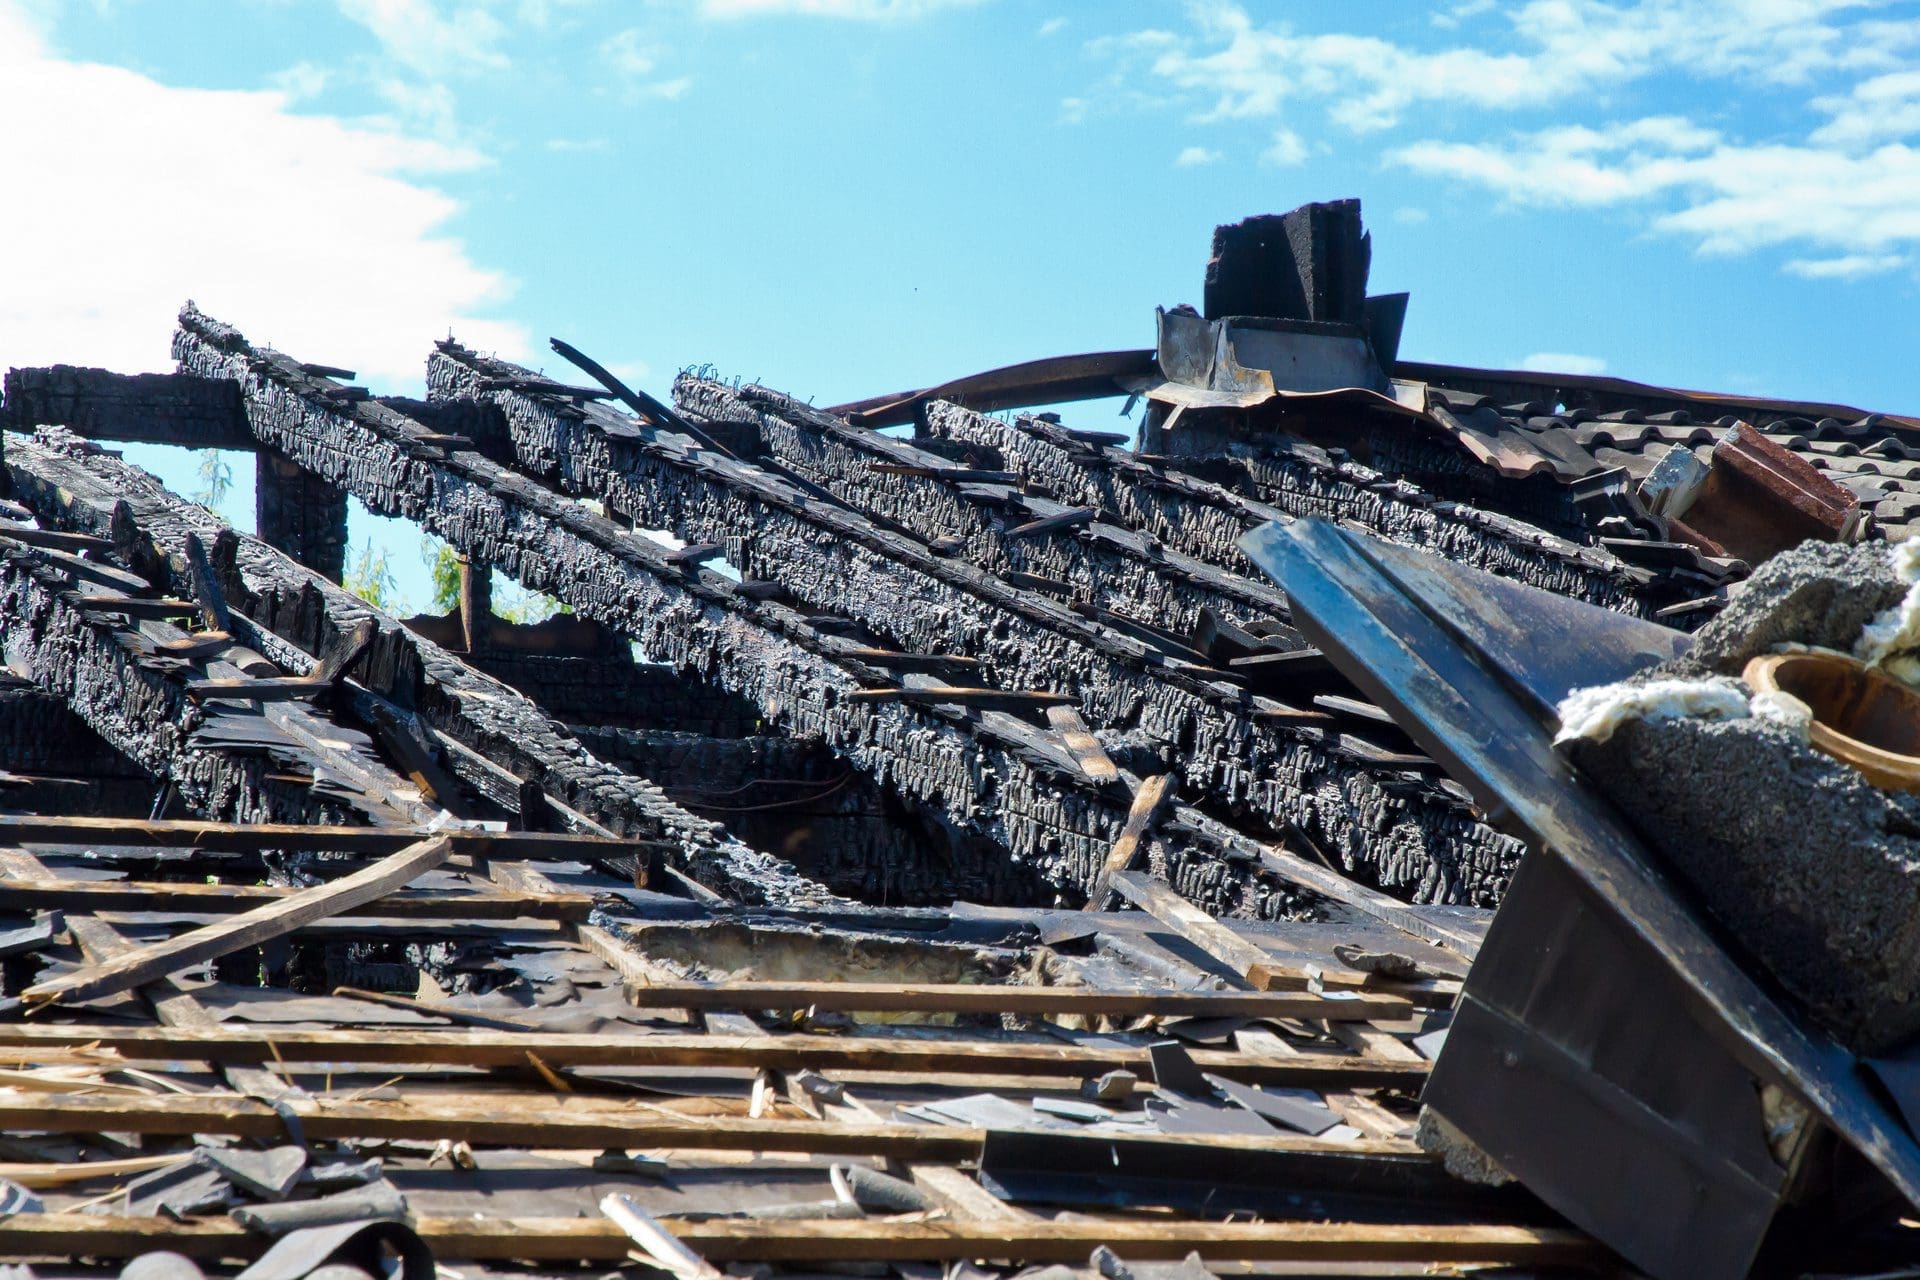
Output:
698,0,984,18
336,0,511,76
1091,2,1920,273
1037,16,1066,38
1174,145,1220,167
1263,127,1306,166
1521,352,1608,375
1392,122,1920,261
0,0,523,386
1784,253,1911,280
600,28,693,101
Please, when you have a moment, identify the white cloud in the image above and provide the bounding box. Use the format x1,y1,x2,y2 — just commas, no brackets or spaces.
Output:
1037,16,1066,37
545,136,610,152
1520,352,1608,375
1431,0,1495,30
698,0,983,17
1262,127,1306,166
1784,253,1911,279
600,29,692,101
1101,3,1920,132
268,62,331,103
336,0,510,76
1393,206,1429,224
601,27,661,77
1811,70,1920,149
1174,145,1220,167
0,2,524,388
1393,124,1920,260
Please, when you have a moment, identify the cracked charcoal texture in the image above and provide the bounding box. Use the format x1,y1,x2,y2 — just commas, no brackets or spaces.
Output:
573,726,1026,906
1,365,247,448
923,402,1656,618
466,649,766,736
175,310,1331,918
686,378,1299,645
428,345,1517,909
1573,715,1920,1055
0,683,147,779
0,550,371,828
255,452,348,582
6,427,841,910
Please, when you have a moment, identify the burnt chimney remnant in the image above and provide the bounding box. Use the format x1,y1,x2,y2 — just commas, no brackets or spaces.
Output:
1203,199,1371,326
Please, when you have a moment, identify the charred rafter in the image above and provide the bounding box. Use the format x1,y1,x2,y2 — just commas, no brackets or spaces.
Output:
428,344,1521,906
3,429,842,909
172,305,1329,917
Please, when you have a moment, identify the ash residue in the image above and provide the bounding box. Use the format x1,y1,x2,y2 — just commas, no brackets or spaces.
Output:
1415,1108,1512,1186
1675,540,1904,677
1572,713,1920,1054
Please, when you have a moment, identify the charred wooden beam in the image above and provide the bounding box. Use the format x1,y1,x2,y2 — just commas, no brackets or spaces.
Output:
3,428,837,909
173,306,1315,917
0,366,251,449
436,347,1516,910
924,401,1652,616
567,725,992,905
685,377,1302,645
255,451,347,581
0,539,422,828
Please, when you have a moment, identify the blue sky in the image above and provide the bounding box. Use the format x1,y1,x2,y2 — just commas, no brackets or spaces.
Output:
4,0,1918,608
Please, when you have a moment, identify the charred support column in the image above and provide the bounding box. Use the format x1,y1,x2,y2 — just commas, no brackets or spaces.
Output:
256,452,348,582
459,556,491,653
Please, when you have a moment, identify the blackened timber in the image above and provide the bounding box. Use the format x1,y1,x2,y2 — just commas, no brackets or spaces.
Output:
681,375,1304,648
172,309,1308,916
3,430,832,908
255,451,348,581
0,542,419,827
0,684,150,783
922,401,1653,617
441,350,1516,910
0,366,251,449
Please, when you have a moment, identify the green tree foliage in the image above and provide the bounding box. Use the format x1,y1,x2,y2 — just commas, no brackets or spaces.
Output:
422,536,461,614
192,450,233,507
344,538,398,611
494,578,566,624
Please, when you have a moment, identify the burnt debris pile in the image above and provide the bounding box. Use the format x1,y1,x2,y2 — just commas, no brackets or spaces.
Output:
0,201,1916,1276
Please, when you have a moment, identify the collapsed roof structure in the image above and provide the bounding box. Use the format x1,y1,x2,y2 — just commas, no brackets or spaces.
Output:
0,199,1915,1277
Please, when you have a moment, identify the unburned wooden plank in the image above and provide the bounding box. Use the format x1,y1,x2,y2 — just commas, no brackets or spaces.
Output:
0,1213,1597,1265
0,849,295,1102
0,1091,1413,1160
21,835,455,1007
1045,704,1117,783
0,1022,1428,1088
0,813,630,858
617,980,1408,1021
0,877,592,921
1084,776,1174,909
1108,868,1281,985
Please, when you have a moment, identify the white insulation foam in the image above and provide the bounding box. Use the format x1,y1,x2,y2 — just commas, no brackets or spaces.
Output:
1555,677,1751,744
1555,679,1814,745
1856,537,1920,671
